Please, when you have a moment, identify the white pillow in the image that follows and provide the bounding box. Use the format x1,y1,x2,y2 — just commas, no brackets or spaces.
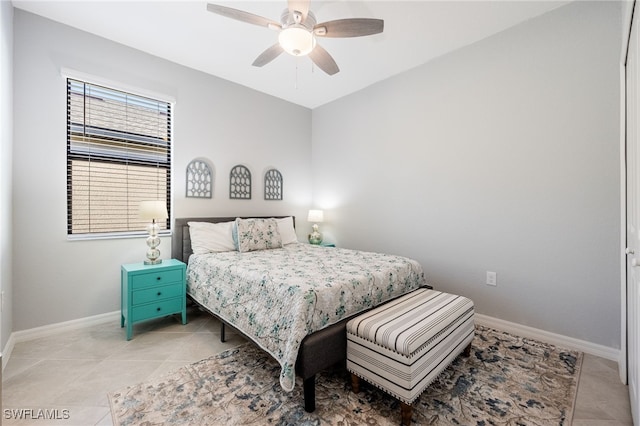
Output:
275,216,298,245
188,221,236,254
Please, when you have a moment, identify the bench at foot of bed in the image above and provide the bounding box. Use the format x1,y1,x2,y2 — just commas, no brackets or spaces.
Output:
346,288,475,425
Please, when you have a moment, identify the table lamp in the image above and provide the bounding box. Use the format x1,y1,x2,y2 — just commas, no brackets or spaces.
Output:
139,200,168,265
307,209,324,245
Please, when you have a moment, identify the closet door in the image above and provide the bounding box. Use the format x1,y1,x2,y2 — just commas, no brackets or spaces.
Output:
625,8,640,424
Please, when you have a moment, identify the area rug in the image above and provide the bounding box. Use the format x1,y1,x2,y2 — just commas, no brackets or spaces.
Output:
108,326,582,425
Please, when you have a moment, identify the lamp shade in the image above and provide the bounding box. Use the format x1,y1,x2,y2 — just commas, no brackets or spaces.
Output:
139,201,168,220
307,209,324,223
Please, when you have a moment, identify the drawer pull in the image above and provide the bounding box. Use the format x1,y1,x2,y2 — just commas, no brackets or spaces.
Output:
156,276,162,281
157,291,162,296
157,307,161,312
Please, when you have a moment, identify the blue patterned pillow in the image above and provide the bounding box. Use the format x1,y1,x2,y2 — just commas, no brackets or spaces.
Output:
235,218,283,253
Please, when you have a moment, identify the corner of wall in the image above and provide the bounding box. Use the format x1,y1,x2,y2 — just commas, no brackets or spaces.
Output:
0,0,15,355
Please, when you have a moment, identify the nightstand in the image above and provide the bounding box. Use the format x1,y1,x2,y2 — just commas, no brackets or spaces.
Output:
309,242,336,247
121,259,187,340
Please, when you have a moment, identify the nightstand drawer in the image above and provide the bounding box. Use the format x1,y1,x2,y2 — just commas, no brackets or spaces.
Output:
131,298,183,322
130,269,183,289
132,284,183,305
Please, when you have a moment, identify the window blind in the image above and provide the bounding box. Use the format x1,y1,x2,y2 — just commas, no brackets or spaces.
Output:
67,79,172,236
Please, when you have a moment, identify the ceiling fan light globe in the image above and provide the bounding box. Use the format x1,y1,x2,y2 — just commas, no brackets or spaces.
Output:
279,26,316,56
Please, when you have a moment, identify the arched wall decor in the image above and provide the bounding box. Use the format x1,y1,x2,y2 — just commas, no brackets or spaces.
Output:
229,164,252,199
264,168,283,200
186,159,212,198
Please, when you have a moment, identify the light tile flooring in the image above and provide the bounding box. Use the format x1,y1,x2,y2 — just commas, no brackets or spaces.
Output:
2,306,635,425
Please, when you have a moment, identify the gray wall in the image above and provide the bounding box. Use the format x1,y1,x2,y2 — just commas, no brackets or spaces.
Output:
1,0,14,352
8,1,624,352
12,10,312,331
311,1,621,348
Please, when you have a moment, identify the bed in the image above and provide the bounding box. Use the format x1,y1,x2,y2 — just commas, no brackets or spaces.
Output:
172,216,426,412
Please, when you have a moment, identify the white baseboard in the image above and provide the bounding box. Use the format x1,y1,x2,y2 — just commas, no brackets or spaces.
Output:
2,311,621,371
2,332,15,370
475,313,620,361
2,310,120,371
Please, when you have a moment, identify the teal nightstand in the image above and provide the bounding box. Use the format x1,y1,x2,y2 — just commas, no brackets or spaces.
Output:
121,259,187,340
309,242,335,247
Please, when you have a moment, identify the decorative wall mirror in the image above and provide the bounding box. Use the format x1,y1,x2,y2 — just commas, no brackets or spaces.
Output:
264,168,283,200
229,164,251,199
186,159,212,198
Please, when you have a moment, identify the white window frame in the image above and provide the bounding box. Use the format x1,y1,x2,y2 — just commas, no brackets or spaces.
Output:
64,70,174,240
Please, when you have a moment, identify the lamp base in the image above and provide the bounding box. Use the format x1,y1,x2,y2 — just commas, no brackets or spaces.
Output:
308,225,323,245
144,223,162,265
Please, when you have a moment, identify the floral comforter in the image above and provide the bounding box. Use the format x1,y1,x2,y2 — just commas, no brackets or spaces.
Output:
187,243,426,391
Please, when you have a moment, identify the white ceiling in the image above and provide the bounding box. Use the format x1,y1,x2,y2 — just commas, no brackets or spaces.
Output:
12,0,568,109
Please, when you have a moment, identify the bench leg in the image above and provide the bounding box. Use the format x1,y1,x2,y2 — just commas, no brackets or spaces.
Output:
220,322,226,342
351,373,360,393
400,402,412,426
463,342,472,357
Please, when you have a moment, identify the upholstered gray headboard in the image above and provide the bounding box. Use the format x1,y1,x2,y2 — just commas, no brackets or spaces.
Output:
172,216,294,264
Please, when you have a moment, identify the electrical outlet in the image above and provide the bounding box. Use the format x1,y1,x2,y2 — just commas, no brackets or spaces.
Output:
486,271,497,286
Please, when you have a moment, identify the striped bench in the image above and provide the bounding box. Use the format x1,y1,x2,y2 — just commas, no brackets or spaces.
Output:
346,288,475,425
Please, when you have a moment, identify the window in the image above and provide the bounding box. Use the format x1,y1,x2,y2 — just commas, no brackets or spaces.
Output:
67,79,172,237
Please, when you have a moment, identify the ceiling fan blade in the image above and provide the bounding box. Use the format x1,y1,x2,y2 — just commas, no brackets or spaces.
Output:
308,45,340,76
288,0,310,23
314,18,384,38
207,3,281,29
252,44,285,67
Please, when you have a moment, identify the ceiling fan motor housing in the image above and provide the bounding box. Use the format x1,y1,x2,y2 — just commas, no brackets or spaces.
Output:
281,8,316,29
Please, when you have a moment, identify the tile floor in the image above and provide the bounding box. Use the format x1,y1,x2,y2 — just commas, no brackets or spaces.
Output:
2,306,634,425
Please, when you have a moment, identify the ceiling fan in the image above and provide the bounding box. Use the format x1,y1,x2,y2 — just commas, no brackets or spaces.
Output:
206,0,384,76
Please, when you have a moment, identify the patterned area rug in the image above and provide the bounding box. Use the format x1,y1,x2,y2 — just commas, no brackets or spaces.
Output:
108,326,582,425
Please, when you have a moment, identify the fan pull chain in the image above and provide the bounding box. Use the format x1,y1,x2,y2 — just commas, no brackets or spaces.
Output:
295,59,298,90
